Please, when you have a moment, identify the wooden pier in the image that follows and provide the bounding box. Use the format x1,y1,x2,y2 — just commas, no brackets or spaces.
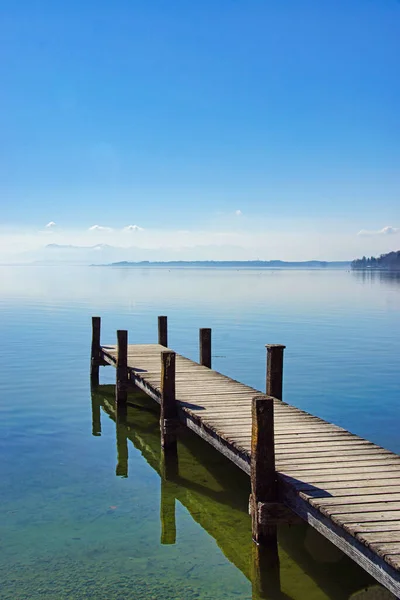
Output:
91,316,400,596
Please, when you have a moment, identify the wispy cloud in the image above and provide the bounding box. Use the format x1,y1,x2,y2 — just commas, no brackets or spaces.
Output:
123,225,144,231
88,224,113,232
357,225,399,237
235,210,242,216
45,221,56,228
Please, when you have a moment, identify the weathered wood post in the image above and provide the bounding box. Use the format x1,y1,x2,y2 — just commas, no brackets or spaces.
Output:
116,330,128,410
199,328,212,368
158,316,168,347
250,395,278,544
160,351,178,451
250,395,280,596
90,316,101,386
266,344,286,400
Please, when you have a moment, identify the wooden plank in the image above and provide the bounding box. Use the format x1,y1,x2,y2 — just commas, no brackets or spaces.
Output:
357,532,400,544
301,485,400,497
310,495,400,507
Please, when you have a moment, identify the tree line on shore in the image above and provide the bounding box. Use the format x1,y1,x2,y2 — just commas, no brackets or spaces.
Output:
351,250,400,270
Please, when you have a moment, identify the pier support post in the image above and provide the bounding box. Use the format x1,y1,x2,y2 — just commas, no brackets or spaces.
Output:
158,316,168,347
160,351,178,451
116,330,128,411
250,395,278,545
90,316,101,386
199,328,212,368
266,344,285,400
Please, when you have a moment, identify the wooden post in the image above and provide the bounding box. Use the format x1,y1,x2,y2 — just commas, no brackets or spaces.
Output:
158,316,168,347
199,328,212,368
250,395,277,545
116,330,128,408
160,351,178,451
266,344,285,400
90,316,101,386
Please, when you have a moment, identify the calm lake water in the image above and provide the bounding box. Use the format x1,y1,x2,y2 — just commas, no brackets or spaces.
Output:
0,266,399,599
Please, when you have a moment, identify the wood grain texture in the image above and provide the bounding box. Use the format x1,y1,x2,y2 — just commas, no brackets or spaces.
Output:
100,342,400,594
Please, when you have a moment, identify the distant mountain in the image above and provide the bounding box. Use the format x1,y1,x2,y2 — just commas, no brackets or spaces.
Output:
9,243,351,267
351,250,400,270
106,260,351,269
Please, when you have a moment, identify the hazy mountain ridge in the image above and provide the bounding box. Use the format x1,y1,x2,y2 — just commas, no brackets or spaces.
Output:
5,244,351,267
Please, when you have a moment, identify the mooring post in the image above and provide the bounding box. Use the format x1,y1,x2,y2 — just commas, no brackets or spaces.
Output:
199,328,212,368
158,316,168,347
160,350,178,451
266,344,286,400
116,330,128,409
90,316,101,386
250,395,278,545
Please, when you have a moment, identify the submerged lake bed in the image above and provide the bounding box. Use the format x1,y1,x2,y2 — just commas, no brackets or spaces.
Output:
0,266,399,599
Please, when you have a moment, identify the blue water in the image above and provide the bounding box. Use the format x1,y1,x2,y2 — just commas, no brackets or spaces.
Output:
0,266,398,599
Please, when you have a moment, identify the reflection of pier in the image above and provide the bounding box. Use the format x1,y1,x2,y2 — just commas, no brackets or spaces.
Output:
92,385,376,600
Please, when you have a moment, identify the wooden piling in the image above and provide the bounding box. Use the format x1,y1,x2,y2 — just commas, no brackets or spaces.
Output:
90,316,101,386
266,344,285,400
116,330,128,408
160,351,178,450
158,315,168,347
199,328,212,368
250,395,278,545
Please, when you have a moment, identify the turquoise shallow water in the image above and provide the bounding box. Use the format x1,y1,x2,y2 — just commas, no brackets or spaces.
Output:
0,266,399,599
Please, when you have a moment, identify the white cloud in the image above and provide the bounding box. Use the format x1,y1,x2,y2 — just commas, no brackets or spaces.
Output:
235,210,242,216
45,221,56,228
123,225,144,231
357,226,399,237
88,225,113,232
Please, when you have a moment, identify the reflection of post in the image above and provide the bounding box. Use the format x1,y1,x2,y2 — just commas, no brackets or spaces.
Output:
160,478,176,545
160,447,179,545
116,416,128,478
252,539,281,600
90,387,102,436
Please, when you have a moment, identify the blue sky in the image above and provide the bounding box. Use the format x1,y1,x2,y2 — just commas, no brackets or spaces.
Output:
1,0,399,260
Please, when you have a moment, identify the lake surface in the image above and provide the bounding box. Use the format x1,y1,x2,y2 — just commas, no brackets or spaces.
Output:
0,266,399,599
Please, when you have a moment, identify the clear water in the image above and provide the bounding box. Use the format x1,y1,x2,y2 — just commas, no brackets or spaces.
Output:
0,266,399,599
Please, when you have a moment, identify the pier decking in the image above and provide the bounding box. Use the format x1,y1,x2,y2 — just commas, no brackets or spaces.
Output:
92,318,400,596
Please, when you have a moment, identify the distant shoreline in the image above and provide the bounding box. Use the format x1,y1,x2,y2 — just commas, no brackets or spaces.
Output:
98,260,351,269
